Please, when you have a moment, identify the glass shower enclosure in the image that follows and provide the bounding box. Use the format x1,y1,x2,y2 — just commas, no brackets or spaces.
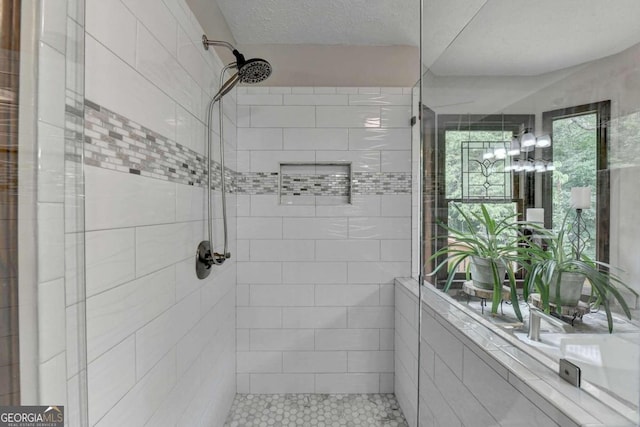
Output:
1,0,88,424
417,1,640,425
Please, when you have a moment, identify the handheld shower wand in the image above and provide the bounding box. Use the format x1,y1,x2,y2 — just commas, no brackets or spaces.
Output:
196,36,272,279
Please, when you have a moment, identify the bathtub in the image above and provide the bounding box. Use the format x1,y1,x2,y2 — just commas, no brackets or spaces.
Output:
514,331,640,408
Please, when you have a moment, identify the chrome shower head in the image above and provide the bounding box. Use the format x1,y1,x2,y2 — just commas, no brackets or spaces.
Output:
238,58,272,84
203,35,272,101
212,58,272,102
202,35,271,83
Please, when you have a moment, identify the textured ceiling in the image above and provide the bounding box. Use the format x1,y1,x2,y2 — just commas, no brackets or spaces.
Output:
215,0,418,46
215,0,640,76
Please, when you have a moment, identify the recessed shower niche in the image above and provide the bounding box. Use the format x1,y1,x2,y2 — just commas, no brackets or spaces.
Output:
279,162,352,205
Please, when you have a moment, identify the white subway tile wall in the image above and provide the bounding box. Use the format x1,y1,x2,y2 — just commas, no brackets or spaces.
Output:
236,88,412,393
83,0,237,425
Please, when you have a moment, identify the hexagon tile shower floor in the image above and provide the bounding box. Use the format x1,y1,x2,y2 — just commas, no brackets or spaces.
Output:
223,393,409,426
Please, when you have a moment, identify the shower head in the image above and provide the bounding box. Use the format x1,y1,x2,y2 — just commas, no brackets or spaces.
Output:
238,58,272,84
203,35,272,99
202,35,272,84
212,58,272,102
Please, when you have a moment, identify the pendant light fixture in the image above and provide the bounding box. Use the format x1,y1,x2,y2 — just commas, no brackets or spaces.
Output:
535,133,551,148
486,115,554,172
507,136,520,156
520,128,537,151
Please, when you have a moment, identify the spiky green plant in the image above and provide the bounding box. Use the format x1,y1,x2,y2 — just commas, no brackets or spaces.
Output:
428,203,533,321
524,211,637,333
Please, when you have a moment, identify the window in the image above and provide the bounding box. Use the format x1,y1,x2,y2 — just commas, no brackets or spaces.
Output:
427,114,533,285
540,101,610,263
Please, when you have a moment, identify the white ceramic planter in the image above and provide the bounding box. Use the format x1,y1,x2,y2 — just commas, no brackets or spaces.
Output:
549,271,585,306
470,256,506,290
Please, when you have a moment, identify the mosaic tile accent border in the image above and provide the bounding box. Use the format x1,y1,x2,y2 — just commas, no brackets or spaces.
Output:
224,394,408,427
83,100,212,186
69,100,411,196
235,171,411,196
236,172,279,195
353,172,411,195
281,172,351,197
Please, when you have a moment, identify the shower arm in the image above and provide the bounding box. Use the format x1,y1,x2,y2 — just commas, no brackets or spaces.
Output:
202,37,234,52
205,62,235,265
202,36,247,68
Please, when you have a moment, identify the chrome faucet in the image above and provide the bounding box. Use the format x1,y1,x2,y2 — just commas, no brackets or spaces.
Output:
527,305,573,341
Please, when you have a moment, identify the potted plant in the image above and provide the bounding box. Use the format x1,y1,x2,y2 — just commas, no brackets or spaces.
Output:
429,203,530,321
524,211,637,332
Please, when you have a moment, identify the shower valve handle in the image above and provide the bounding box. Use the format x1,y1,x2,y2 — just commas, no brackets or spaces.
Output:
213,252,231,261
196,241,230,277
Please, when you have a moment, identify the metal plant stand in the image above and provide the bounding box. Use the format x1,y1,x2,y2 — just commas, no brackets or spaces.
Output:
462,281,511,315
